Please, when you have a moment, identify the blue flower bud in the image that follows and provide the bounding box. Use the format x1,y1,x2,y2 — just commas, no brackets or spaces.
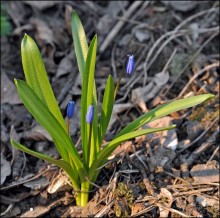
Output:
67,100,75,119
86,104,94,124
125,54,135,75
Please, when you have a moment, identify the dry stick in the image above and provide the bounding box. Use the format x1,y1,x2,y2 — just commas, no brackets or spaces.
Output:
95,201,114,218
167,117,219,166
186,126,219,167
99,1,144,53
179,117,219,154
178,62,219,98
142,26,218,87
155,203,190,218
174,7,218,31
167,182,219,189
111,43,117,81
172,187,215,197
1,166,57,191
126,153,155,196
130,205,156,217
206,146,219,164
140,6,218,86
0,204,14,217
163,30,219,96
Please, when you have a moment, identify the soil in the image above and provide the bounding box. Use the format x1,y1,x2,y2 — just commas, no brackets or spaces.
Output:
1,1,219,217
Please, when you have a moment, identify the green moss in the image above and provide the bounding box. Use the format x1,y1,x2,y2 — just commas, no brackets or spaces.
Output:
113,183,135,217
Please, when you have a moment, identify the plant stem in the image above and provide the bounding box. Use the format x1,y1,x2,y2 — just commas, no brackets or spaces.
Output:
66,118,70,134
80,181,90,207
114,67,124,99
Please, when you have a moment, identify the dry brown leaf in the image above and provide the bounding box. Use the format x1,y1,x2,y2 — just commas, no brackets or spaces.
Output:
146,116,178,151
131,71,169,111
22,1,61,10
56,52,74,78
108,103,133,131
161,1,197,12
23,177,49,190
1,154,11,185
1,71,22,105
158,188,173,217
23,124,52,141
196,195,219,207
190,161,219,183
30,18,55,47
47,172,72,194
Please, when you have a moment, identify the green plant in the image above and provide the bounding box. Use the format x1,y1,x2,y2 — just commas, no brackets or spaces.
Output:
1,3,12,36
11,10,214,207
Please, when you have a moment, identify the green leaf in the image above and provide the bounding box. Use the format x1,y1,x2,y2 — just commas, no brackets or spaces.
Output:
14,79,87,181
115,94,214,138
71,10,99,165
80,35,97,168
99,75,115,145
89,125,176,181
11,139,79,190
21,34,66,130
71,10,88,79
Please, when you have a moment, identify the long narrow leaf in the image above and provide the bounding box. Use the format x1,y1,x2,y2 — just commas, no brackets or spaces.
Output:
21,34,66,130
81,35,97,168
71,10,88,79
89,125,176,181
14,79,87,181
98,75,115,145
71,10,99,162
11,140,79,190
115,94,214,138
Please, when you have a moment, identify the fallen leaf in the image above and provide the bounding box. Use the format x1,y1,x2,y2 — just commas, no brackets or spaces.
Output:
106,1,129,17
146,116,178,151
132,24,150,42
1,154,11,185
158,188,173,217
196,195,219,207
55,52,74,78
108,103,133,132
22,124,52,141
190,161,219,183
1,71,22,105
161,1,197,12
22,1,61,10
131,71,169,110
30,18,55,47
23,177,49,190
47,172,72,194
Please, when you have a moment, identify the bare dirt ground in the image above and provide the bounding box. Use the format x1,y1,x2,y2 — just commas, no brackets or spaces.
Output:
1,1,219,217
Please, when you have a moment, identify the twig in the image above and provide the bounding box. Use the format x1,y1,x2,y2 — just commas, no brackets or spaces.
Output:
99,1,144,53
172,187,215,197
178,117,218,154
186,126,219,166
130,205,156,217
111,43,117,80
163,30,219,96
178,62,219,97
1,166,57,191
155,203,191,217
127,154,155,196
206,146,219,164
0,204,14,217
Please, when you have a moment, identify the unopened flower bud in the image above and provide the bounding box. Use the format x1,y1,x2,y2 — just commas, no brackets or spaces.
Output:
67,100,75,119
125,54,135,75
86,104,94,124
